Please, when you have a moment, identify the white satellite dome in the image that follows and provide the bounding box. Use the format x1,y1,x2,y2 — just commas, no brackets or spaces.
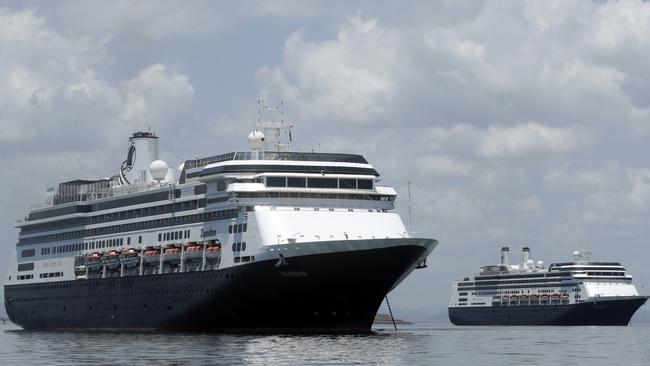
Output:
248,130,265,150
149,160,169,181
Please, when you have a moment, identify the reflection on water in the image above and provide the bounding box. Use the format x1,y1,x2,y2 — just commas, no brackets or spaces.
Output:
1,322,649,365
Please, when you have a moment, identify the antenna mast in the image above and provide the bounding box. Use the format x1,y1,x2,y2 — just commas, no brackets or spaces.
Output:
256,99,293,152
408,181,413,236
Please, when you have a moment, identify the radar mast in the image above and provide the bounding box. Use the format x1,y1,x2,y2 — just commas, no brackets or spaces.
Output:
256,99,293,152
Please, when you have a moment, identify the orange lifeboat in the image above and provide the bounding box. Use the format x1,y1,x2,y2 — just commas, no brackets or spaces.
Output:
102,250,121,268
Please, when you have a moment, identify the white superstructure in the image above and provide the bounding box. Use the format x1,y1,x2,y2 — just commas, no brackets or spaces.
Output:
7,121,424,286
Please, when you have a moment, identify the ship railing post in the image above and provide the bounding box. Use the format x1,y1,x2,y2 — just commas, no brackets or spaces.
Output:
159,245,165,274
139,250,144,276
102,263,107,279
180,243,185,273
201,241,207,271
120,257,125,277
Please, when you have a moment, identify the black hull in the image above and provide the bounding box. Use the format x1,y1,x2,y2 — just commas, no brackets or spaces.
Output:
449,297,649,326
5,244,427,333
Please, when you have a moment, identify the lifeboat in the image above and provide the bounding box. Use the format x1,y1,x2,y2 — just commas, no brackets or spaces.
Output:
142,249,161,264
529,294,539,301
120,248,140,267
501,295,509,302
561,293,570,299
510,295,519,302
184,244,204,261
85,253,102,271
163,247,182,262
206,245,222,260
551,293,561,300
541,294,550,301
102,250,121,269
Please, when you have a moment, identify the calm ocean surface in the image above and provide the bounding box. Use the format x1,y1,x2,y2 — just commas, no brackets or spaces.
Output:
1,321,648,365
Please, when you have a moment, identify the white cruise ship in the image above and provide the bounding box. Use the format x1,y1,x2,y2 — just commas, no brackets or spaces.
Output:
449,247,648,325
4,118,437,332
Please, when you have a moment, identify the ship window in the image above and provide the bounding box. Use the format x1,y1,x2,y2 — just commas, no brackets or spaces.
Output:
287,177,306,187
243,223,247,232
357,179,373,190
234,257,240,263
236,242,241,251
18,263,34,271
307,178,338,188
216,180,227,191
237,224,243,233
21,249,35,258
228,225,233,234
242,242,246,251
267,177,286,187
339,179,356,189
138,236,142,244
232,243,236,252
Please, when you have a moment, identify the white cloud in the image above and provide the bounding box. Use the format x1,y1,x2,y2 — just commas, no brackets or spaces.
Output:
0,7,195,149
626,168,650,207
417,155,472,176
477,122,583,158
419,188,483,222
119,64,195,134
258,16,396,123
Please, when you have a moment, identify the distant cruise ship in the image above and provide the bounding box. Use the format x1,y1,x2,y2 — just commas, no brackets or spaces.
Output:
449,247,648,325
4,115,437,332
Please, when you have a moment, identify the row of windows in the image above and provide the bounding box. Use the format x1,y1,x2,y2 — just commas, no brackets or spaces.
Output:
45,237,138,256
233,255,255,264
266,177,374,190
190,164,379,179
18,209,238,246
460,278,563,287
6,271,243,296
232,242,247,252
17,263,34,271
22,199,204,235
21,249,35,258
28,190,174,221
158,230,190,242
235,192,395,201
228,223,247,234
586,271,625,276
17,274,33,280
457,283,577,291
39,272,63,278
182,151,368,175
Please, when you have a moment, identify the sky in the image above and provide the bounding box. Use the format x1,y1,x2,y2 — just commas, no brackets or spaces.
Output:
2,0,650,316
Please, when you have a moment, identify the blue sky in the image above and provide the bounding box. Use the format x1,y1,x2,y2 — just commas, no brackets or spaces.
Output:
2,1,650,315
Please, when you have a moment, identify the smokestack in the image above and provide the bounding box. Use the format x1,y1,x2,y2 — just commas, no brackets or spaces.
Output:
522,247,531,264
120,132,160,185
500,246,510,266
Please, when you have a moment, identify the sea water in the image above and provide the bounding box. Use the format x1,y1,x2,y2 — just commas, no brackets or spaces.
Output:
0,321,648,365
